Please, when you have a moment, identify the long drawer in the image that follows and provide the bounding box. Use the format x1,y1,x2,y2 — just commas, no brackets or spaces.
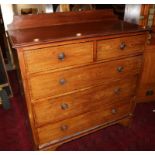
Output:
37,99,133,146
24,42,93,73
28,56,142,101
33,78,137,127
97,34,145,60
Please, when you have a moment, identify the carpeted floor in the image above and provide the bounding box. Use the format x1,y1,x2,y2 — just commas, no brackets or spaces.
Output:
0,70,155,151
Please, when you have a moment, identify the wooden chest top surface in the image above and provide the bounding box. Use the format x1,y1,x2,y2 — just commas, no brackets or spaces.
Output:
8,20,145,48
7,10,146,48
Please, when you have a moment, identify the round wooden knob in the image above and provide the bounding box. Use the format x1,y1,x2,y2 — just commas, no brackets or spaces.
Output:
111,108,117,114
58,52,65,61
59,79,66,85
61,103,69,110
120,42,126,50
117,66,124,72
61,125,68,131
114,88,121,95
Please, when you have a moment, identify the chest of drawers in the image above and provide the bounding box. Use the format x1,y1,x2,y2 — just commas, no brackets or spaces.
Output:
8,10,147,150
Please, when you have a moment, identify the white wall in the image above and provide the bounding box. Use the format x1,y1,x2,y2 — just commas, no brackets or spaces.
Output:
124,4,142,24
1,4,14,30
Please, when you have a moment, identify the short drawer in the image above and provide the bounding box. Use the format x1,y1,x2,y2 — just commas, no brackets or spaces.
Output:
28,56,142,101
24,42,93,73
37,99,132,146
33,78,137,127
97,34,145,60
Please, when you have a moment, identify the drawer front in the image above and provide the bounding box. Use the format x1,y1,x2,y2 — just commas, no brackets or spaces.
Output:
97,35,145,60
37,99,132,145
24,42,93,73
28,56,142,101
33,78,137,127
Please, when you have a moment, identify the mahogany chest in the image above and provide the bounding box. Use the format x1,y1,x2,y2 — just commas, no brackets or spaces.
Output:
7,10,147,150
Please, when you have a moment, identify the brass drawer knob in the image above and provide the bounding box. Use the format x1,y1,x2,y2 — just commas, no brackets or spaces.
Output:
114,88,121,95
61,103,69,110
117,66,124,72
111,108,117,114
61,125,68,131
59,79,66,85
146,89,154,96
58,52,65,61
120,42,126,50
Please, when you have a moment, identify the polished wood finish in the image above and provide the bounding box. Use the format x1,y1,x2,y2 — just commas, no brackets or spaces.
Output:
137,43,155,102
7,9,145,48
118,116,133,127
139,4,151,27
16,48,39,149
40,116,131,151
24,41,93,73
7,10,147,150
97,34,145,60
28,56,142,101
38,99,132,146
8,21,145,48
33,78,137,127
8,10,118,30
